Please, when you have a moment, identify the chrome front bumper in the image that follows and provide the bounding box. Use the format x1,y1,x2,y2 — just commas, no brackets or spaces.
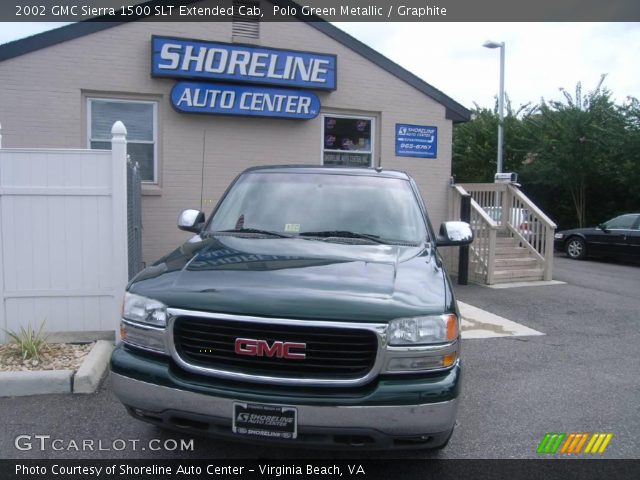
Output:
111,372,458,448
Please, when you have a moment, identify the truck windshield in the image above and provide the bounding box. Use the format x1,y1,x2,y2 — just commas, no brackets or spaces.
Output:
207,172,428,245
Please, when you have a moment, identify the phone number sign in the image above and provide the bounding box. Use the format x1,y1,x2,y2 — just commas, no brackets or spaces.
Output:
395,124,437,158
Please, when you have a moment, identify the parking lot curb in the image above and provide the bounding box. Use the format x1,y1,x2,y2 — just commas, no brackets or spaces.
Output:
0,340,114,397
73,340,114,394
0,369,74,396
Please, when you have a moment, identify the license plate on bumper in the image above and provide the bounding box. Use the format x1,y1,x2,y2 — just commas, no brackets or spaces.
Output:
232,402,298,440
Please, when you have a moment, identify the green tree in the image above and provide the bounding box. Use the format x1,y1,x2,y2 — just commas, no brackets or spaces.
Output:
452,97,532,183
522,76,626,227
615,96,640,211
453,77,639,229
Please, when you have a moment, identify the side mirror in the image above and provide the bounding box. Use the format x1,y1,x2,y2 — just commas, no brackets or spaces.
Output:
436,221,473,247
178,209,205,233
598,223,609,233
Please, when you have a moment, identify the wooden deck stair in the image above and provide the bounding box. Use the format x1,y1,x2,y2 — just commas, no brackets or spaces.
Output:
451,183,557,285
491,237,544,283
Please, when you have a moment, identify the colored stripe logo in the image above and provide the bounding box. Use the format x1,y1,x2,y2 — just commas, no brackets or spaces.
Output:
537,433,613,454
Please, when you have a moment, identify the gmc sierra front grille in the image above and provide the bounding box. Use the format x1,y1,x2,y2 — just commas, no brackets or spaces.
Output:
172,316,379,379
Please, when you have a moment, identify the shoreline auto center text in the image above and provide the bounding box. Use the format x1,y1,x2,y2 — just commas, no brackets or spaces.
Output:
14,463,366,477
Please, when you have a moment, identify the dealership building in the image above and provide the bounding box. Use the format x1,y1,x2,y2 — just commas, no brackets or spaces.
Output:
0,1,470,264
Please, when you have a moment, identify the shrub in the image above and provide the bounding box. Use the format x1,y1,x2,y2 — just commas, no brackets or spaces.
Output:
4,320,49,361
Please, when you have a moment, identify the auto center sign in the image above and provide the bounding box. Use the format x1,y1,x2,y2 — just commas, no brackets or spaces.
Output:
395,124,438,158
171,82,320,119
152,36,336,119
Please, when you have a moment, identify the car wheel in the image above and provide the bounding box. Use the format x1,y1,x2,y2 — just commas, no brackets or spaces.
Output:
565,237,586,259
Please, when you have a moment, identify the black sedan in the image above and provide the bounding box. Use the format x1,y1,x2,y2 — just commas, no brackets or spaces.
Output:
554,214,640,260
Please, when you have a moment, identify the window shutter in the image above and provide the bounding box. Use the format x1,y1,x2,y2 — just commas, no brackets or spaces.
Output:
232,0,260,39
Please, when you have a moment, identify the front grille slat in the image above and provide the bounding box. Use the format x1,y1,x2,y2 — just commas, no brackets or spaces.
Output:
173,316,378,379
179,339,373,356
178,338,375,355
178,324,372,340
179,330,374,346
178,352,369,369
181,349,372,364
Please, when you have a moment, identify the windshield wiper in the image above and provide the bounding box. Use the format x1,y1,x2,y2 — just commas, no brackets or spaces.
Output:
298,230,385,244
209,228,293,238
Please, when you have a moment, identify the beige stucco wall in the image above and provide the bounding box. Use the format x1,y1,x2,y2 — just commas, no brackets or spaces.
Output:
0,14,457,264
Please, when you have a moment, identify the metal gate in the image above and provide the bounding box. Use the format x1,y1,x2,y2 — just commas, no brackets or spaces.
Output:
127,156,143,280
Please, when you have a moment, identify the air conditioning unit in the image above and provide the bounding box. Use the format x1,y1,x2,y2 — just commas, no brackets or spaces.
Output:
494,172,518,184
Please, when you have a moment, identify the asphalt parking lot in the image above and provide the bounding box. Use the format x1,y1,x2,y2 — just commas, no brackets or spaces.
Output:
1,254,638,460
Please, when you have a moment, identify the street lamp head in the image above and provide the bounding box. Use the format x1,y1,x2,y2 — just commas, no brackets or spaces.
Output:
483,40,504,49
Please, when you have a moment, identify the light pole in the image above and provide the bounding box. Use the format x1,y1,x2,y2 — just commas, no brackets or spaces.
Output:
483,40,505,175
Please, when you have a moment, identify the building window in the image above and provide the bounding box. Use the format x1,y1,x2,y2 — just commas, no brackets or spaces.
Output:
88,98,157,182
322,115,374,167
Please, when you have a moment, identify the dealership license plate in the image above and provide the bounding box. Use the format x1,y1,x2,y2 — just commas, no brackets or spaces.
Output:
232,403,298,440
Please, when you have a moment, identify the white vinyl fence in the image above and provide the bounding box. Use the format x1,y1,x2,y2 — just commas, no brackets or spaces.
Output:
0,122,129,342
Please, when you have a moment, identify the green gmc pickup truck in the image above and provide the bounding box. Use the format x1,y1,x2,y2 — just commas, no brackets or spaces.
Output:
110,165,472,450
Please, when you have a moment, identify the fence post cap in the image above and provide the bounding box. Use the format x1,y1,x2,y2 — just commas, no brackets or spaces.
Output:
111,121,127,136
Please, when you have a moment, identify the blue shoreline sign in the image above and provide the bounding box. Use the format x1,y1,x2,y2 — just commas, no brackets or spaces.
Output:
153,36,337,90
395,124,438,158
171,81,320,120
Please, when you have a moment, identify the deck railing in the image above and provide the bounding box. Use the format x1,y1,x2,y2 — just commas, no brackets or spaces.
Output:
451,183,557,283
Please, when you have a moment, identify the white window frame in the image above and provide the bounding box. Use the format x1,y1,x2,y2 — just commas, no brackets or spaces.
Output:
321,113,375,167
87,97,158,183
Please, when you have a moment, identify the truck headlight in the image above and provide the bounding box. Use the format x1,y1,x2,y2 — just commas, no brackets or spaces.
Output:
387,314,458,345
123,292,167,327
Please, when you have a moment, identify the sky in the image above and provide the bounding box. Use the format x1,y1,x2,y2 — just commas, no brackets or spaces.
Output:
1,21,639,111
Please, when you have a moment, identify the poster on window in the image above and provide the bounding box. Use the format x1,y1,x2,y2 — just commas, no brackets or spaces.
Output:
395,124,437,158
323,116,372,167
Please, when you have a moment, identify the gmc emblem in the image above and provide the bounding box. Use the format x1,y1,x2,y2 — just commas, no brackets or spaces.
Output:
234,338,306,360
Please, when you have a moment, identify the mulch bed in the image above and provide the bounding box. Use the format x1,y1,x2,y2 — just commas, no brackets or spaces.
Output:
0,342,94,372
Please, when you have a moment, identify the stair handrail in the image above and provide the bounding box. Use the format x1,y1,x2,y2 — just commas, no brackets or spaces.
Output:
450,184,498,284
507,185,557,229
453,182,557,284
471,197,499,227
451,185,499,226
506,184,556,280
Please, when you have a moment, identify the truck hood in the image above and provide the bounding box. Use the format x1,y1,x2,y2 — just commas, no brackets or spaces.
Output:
129,235,450,322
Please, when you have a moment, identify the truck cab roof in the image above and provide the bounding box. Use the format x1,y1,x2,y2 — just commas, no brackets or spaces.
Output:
241,165,412,180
